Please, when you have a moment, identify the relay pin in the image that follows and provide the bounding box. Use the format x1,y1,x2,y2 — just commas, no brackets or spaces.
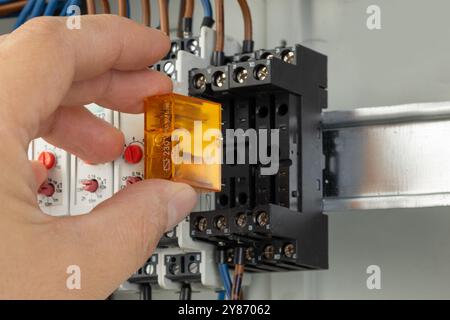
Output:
144,93,222,192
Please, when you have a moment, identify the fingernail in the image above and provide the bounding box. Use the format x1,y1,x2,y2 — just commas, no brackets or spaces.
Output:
167,185,197,230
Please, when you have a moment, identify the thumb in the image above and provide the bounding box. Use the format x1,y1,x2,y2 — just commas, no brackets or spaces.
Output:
56,179,197,298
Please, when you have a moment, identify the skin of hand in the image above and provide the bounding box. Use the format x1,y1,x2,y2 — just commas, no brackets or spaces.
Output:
0,15,197,299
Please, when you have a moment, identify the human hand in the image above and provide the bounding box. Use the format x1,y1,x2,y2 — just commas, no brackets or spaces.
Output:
0,15,197,299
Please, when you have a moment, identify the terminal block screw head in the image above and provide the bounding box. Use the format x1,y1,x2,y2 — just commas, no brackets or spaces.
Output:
193,74,206,90
234,67,249,84
215,215,227,231
282,50,295,64
283,243,295,258
169,263,180,275
263,245,275,260
245,247,255,261
187,39,199,54
188,262,199,274
213,71,227,87
254,65,269,81
163,61,175,77
165,229,176,239
195,217,208,232
236,212,247,228
256,211,269,227
144,264,154,275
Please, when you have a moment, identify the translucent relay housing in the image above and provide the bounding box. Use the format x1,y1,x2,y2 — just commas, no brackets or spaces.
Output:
144,93,222,192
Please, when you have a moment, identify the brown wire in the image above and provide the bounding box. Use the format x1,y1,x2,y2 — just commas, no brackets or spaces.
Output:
118,0,127,17
0,0,26,16
231,264,245,300
215,0,224,52
141,0,151,26
86,0,96,14
184,0,194,18
101,0,111,14
237,0,252,41
158,0,169,36
177,0,186,38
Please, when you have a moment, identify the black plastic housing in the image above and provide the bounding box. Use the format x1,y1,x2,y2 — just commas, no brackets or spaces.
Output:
188,45,329,271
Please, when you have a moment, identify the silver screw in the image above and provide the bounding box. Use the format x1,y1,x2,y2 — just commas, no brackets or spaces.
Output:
165,229,175,239
188,262,199,274
215,215,227,231
171,43,179,54
245,247,254,261
169,263,180,275
144,264,154,275
284,243,296,258
187,40,198,53
193,74,206,90
256,211,269,227
255,65,269,81
234,68,248,84
163,61,175,76
263,245,275,260
236,212,247,228
282,50,295,64
196,217,208,232
213,71,227,87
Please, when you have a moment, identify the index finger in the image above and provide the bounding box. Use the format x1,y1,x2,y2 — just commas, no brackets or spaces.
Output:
0,15,170,144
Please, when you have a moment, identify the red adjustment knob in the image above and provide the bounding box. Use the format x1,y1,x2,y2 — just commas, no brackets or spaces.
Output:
126,176,143,186
81,179,99,193
38,182,55,197
38,151,56,170
124,145,143,164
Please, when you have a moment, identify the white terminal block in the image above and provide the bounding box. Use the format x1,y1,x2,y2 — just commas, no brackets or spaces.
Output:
32,139,70,217
70,104,114,215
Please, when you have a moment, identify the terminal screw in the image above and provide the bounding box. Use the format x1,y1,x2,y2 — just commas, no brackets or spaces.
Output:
236,212,247,228
245,247,255,261
187,39,199,54
282,50,295,64
163,61,175,77
188,262,199,274
263,245,275,260
234,67,248,84
215,215,227,231
144,264,154,275
165,229,176,239
193,74,206,90
213,71,227,87
283,243,296,258
256,211,269,227
169,263,180,275
195,217,208,232
254,65,269,81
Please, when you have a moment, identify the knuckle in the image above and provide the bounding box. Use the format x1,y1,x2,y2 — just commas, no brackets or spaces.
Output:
21,17,65,38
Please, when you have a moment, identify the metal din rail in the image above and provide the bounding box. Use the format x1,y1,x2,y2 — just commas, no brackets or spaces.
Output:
322,101,450,212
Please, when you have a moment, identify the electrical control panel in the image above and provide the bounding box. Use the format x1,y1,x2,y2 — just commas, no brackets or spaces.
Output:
26,1,328,301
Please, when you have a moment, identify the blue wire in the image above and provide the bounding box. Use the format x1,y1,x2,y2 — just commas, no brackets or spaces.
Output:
217,291,225,300
201,0,213,18
0,0,14,4
44,0,59,16
126,0,130,18
13,0,36,29
29,0,46,19
61,0,79,17
222,264,232,293
219,264,232,299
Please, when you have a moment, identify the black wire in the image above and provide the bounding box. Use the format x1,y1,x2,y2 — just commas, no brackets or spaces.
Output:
179,282,192,300
141,284,152,300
